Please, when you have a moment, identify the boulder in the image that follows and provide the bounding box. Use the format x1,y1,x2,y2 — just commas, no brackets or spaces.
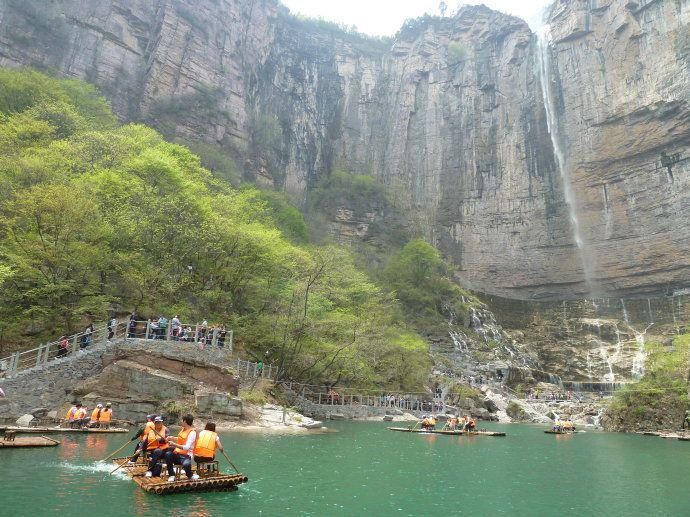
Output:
471,407,491,420
47,410,58,419
30,407,48,418
195,392,242,417
16,414,34,427
328,413,346,420
482,397,499,413
382,415,394,422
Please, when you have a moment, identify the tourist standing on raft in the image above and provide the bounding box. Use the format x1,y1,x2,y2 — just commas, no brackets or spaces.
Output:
161,414,199,482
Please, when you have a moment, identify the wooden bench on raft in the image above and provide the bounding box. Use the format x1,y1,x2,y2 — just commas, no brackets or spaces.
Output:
171,460,219,481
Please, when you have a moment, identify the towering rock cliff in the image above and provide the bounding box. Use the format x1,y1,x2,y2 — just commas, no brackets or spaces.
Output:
0,0,687,301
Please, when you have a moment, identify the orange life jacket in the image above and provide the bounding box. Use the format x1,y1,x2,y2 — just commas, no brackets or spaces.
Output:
139,421,154,440
76,408,87,419
99,408,112,423
145,425,168,450
65,406,77,421
90,408,101,422
194,430,218,458
174,428,194,456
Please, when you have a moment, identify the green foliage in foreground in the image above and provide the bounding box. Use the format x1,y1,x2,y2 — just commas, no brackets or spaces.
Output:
0,69,429,391
606,334,690,431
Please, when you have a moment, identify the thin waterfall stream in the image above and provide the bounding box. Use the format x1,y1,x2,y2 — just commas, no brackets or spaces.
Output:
537,29,596,291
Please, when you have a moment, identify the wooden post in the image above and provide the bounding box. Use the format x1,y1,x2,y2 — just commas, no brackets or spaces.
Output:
71,335,78,353
211,328,218,347
145,321,151,340
318,393,322,405
227,330,233,352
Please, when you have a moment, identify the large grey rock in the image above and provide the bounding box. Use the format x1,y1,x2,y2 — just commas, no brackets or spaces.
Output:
16,414,34,427
30,407,48,418
195,392,242,417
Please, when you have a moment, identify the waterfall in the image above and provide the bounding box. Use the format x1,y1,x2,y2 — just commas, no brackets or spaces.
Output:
586,351,593,380
647,299,654,324
620,299,630,325
537,29,595,289
630,323,653,378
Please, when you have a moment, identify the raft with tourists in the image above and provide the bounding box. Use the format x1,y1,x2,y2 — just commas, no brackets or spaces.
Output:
545,419,577,434
0,435,60,448
0,425,128,434
112,457,247,494
387,427,506,436
107,415,247,495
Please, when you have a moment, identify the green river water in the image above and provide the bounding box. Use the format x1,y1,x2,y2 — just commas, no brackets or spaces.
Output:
1,422,689,516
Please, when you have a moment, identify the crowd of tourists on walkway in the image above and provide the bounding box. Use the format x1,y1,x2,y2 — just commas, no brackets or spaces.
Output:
54,313,227,358
126,314,228,346
128,414,227,482
64,401,114,429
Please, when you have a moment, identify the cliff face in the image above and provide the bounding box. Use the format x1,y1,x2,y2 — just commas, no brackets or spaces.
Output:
0,0,687,300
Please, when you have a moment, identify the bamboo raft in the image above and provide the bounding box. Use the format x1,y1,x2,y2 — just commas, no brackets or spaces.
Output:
0,436,60,448
544,430,577,434
0,426,128,435
112,457,248,495
387,427,506,436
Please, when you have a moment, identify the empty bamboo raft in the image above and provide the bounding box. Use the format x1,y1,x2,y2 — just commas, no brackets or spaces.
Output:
387,427,506,436
0,436,60,448
0,426,128,434
112,458,248,495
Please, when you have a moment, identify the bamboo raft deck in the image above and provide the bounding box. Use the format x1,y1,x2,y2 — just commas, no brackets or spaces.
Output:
387,427,506,436
0,436,60,448
0,426,128,435
112,457,248,495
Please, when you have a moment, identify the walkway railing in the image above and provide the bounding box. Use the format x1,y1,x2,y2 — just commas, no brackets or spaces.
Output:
0,319,233,380
281,381,449,412
0,321,125,378
234,358,274,380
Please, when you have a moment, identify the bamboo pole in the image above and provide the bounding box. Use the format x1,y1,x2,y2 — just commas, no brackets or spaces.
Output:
101,437,135,462
221,449,241,474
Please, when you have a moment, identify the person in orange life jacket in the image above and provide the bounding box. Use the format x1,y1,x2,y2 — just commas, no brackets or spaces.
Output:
98,402,113,428
75,405,89,428
155,414,199,482
143,417,170,477
194,422,226,463
89,404,103,427
65,402,79,426
129,414,155,463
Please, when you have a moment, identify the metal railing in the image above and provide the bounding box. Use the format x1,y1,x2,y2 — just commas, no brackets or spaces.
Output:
125,320,232,349
0,321,126,378
235,358,273,380
281,381,449,412
0,318,233,379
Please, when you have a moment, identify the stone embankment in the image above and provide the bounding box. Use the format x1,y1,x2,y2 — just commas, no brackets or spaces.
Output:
0,339,240,421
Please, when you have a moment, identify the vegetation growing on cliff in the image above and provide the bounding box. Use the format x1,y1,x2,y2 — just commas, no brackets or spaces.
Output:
0,69,429,391
605,334,690,431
